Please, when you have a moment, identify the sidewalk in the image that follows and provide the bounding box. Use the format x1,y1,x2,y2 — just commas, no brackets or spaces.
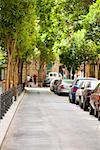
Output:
0,91,25,147
0,88,56,150
0,85,50,147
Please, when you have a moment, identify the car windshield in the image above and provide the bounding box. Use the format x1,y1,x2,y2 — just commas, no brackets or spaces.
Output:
45,78,52,82
80,80,96,88
74,78,97,87
79,81,84,88
91,81,100,89
76,80,84,86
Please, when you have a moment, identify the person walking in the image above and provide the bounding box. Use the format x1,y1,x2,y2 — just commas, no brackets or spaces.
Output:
33,74,37,85
26,75,31,87
29,76,33,87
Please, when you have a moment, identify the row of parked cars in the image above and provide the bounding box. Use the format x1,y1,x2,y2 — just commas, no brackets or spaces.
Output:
50,77,100,121
69,77,100,121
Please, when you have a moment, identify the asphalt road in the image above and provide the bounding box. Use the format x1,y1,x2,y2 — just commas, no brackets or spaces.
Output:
0,88,100,150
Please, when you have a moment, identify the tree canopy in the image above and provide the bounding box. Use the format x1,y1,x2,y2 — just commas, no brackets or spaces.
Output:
59,0,100,73
0,0,99,87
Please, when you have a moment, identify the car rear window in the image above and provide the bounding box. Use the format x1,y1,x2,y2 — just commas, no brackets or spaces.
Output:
86,81,99,89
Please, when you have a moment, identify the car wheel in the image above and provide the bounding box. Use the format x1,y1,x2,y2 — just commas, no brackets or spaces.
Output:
98,112,100,121
68,96,72,103
58,92,61,96
89,105,94,115
50,88,51,91
83,101,87,111
75,100,79,105
79,97,83,109
98,117,100,121
68,96,70,102
94,109,98,118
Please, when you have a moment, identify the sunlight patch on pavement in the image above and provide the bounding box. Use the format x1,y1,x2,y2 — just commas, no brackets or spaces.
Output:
25,87,50,92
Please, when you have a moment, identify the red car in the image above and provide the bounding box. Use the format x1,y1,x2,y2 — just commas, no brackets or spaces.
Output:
89,82,100,121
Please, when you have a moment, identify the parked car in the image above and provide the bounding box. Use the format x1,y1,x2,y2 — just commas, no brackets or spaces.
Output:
43,72,62,87
69,77,97,104
76,80,88,105
43,78,52,87
81,80,99,111
55,79,73,95
76,79,98,106
50,78,61,91
89,82,100,121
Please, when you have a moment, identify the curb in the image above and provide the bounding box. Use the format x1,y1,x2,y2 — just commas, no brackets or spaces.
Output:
0,91,25,148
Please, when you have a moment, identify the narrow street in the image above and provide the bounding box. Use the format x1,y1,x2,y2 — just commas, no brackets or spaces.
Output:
0,88,100,150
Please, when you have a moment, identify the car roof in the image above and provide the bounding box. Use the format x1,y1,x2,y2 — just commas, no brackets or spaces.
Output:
76,77,97,80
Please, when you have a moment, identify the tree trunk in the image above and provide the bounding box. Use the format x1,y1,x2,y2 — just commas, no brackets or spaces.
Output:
67,67,71,79
38,55,45,87
13,58,19,87
18,60,23,84
6,39,16,90
71,66,75,79
68,69,71,79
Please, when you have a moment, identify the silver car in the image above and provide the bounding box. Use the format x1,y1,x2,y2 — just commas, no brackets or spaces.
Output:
56,79,73,95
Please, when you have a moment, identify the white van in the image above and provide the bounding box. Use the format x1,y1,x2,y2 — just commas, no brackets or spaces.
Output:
47,72,62,79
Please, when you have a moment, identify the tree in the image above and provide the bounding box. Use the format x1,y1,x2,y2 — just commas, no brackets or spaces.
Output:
0,0,36,89
1,0,99,88
83,0,100,57
35,0,57,85
59,0,99,78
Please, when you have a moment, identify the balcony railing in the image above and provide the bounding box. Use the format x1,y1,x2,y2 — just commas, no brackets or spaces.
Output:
0,83,25,119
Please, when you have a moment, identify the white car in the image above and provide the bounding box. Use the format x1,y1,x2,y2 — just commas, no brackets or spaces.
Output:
50,78,61,91
76,80,95,105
